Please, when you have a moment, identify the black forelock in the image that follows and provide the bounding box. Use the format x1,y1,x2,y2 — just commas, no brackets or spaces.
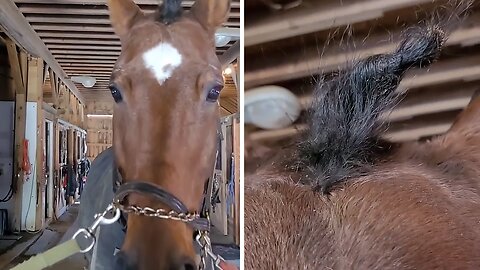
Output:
156,0,183,24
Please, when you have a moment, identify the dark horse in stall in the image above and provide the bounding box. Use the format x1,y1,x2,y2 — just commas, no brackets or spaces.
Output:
245,2,480,269
71,0,232,269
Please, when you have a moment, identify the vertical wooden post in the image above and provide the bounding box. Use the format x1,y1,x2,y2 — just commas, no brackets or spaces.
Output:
233,117,240,245
48,68,58,108
12,93,25,231
26,57,45,230
6,39,27,232
220,121,228,235
67,127,74,205
53,119,60,219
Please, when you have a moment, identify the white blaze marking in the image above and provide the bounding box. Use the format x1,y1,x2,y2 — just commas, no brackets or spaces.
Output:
142,42,182,85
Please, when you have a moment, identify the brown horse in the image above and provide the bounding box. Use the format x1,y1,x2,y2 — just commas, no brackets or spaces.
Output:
244,7,480,270
106,0,229,269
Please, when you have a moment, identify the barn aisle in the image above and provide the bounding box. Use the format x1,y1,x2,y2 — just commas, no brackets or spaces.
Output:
2,202,239,269
2,204,88,269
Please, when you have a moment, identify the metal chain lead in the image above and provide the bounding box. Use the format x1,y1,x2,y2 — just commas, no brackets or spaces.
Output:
196,232,226,270
113,202,200,223
113,202,225,269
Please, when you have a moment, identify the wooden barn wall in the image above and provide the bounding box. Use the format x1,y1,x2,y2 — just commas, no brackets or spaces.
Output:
85,101,113,161
86,118,112,161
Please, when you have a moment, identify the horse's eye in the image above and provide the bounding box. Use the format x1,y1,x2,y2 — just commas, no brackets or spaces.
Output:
109,84,123,103
206,84,223,102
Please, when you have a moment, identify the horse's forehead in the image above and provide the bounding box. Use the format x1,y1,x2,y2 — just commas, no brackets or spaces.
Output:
141,41,183,86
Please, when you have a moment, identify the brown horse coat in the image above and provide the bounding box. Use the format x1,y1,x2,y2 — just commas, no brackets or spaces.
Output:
245,98,480,269
244,4,480,268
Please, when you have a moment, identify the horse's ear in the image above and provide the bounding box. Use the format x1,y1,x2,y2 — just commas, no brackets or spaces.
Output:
107,0,144,39
191,0,230,32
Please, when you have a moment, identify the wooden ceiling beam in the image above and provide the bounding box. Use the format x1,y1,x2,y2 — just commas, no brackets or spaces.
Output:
80,90,110,93
60,63,114,67
52,49,224,56
65,69,114,73
47,44,121,51
245,0,433,46
19,6,240,18
246,21,480,88
68,76,111,80
298,55,480,107
43,38,121,45
62,67,114,71
57,59,117,64
219,40,240,68
55,56,118,61
14,0,240,8
63,69,113,74
249,119,455,143
33,25,115,33
384,111,460,141
51,50,119,55
248,84,479,142
0,0,84,103
26,16,240,27
38,32,122,39
384,87,476,122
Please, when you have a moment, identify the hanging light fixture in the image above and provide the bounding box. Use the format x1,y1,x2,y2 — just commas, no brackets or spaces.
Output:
215,27,239,47
71,76,96,88
245,85,301,129
223,66,233,75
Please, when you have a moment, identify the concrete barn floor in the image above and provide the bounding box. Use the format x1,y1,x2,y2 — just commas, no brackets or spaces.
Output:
4,204,88,269
1,204,239,269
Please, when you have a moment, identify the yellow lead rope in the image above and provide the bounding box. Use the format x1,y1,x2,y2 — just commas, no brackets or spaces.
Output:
11,204,121,270
11,239,81,270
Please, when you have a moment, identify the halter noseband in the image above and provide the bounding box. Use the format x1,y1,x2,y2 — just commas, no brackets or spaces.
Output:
113,181,210,231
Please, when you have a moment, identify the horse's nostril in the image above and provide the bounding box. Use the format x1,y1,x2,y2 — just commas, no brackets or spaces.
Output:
183,263,195,270
114,251,136,270
177,257,196,270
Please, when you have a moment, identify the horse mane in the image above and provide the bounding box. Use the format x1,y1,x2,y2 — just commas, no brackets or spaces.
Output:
297,1,473,193
156,0,183,24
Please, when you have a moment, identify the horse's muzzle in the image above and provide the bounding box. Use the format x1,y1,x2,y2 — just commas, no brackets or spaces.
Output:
114,250,197,270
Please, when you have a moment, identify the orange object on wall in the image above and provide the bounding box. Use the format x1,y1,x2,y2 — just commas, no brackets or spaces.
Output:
22,139,31,178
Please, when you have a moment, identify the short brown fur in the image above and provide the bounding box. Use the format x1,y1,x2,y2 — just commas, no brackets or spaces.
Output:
245,96,480,269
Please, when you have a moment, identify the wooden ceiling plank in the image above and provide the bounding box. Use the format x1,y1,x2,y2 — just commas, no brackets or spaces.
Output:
38,32,120,39
63,65,113,69
26,15,240,27
0,0,84,102
43,38,121,45
57,59,117,64
219,40,240,68
249,120,454,143
246,22,480,88
14,0,240,8
46,44,121,50
298,55,480,108
60,63,114,67
55,55,118,60
33,24,115,33
52,50,120,55
245,0,433,46
19,6,240,18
